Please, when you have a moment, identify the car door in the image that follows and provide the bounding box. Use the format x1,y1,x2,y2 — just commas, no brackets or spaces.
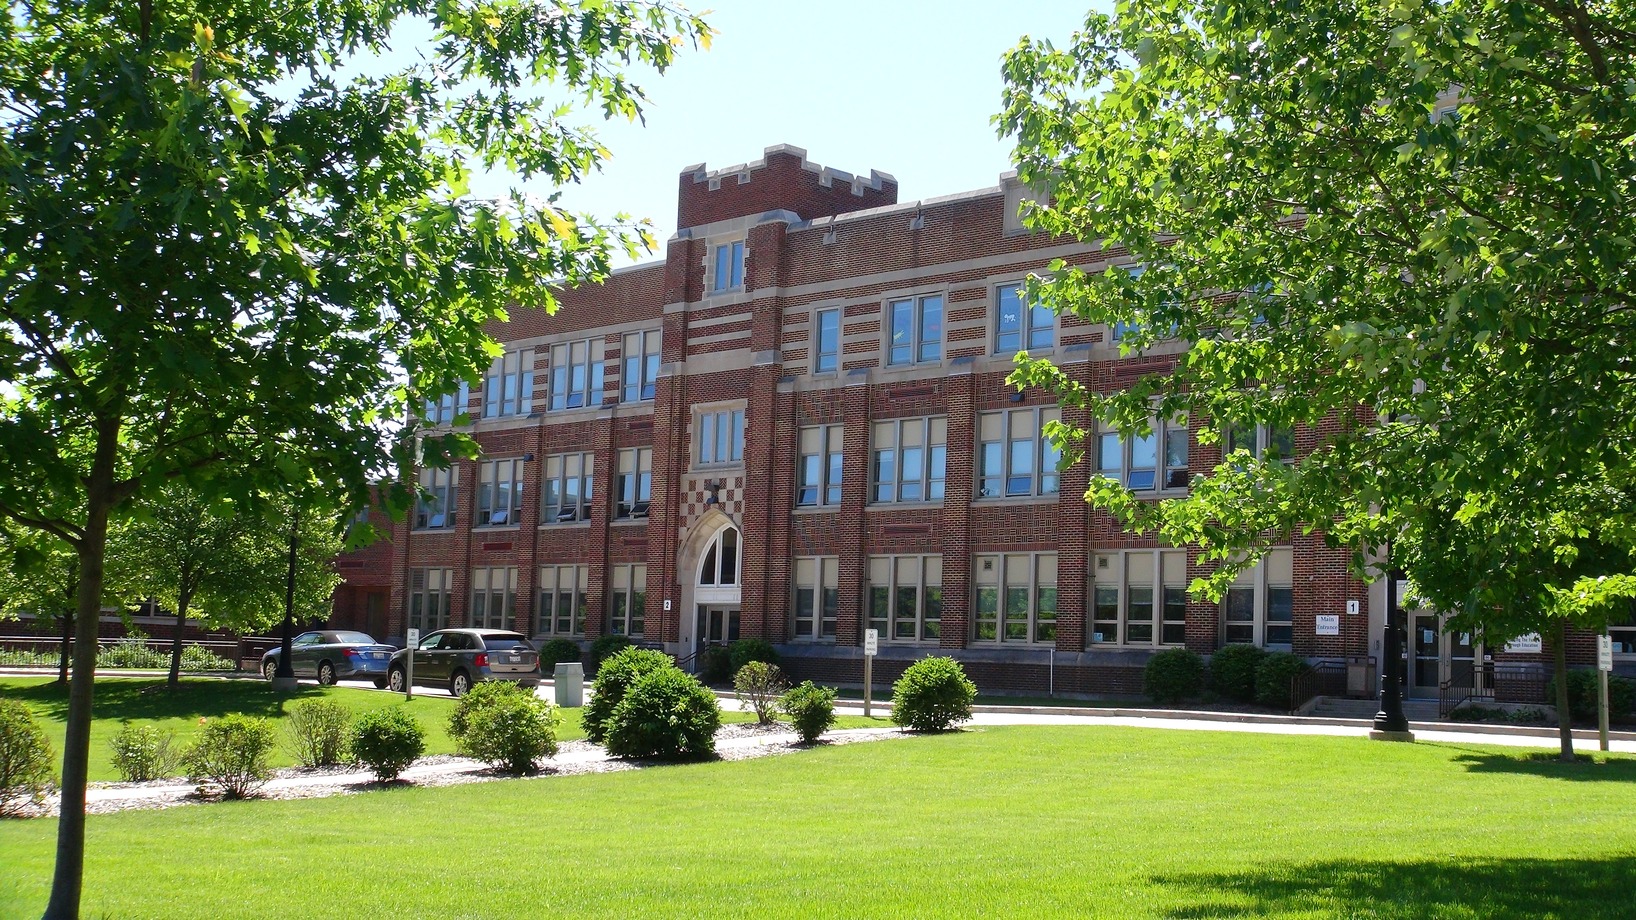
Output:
438,632,474,684
290,633,323,676
413,632,450,686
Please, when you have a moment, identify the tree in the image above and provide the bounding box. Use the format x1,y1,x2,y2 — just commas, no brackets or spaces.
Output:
0,2,710,915
0,524,79,683
999,0,1636,761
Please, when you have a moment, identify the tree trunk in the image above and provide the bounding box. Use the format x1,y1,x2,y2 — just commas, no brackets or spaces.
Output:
43,416,119,920
55,614,71,685
1554,620,1575,763
166,594,189,689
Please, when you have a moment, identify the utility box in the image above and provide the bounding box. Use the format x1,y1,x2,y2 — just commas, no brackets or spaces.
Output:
1346,657,1375,698
554,662,584,707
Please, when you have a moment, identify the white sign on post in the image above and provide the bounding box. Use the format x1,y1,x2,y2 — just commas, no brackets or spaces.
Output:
861,629,879,718
1315,615,1340,637
403,628,419,700
406,628,420,646
864,628,879,657
1599,635,1615,672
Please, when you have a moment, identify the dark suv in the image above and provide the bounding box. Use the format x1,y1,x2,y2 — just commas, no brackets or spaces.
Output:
385,629,541,697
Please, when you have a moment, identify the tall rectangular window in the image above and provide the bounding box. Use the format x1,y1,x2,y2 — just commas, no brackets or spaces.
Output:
871,417,946,503
483,350,534,418
973,553,1058,644
616,448,652,520
1097,421,1189,492
867,555,942,642
886,294,943,365
407,568,452,634
608,564,646,637
1222,549,1294,648
791,557,839,641
415,466,458,530
995,283,1054,354
423,382,470,425
1226,424,1295,463
537,565,588,637
978,407,1062,499
541,452,593,524
470,567,517,631
813,308,841,373
697,408,745,465
549,339,604,411
621,330,661,403
1092,550,1189,647
711,240,745,292
796,425,843,507
476,457,525,527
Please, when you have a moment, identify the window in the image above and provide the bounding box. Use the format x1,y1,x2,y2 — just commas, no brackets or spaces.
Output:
978,407,1062,498
622,330,661,403
415,466,458,530
697,408,745,466
423,382,470,425
792,557,838,641
711,240,745,292
813,308,841,373
871,417,947,503
549,339,604,411
537,565,588,636
541,453,593,524
616,448,652,520
470,567,517,631
886,293,943,365
868,555,942,642
476,457,525,527
797,425,843,507
995,283,1054,353
1097,421,1190,491
973,553,1058,644
608,564,646,637
1092,550,1189,646
1611,607,1635,656
1222,549,1294,648
1226,423,1295,462
483,350,534,418
698,527,740,587
407,568,452,634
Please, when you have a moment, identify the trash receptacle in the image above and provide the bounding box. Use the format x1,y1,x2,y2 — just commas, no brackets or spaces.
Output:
1346,656,1375,698
554,662,584,707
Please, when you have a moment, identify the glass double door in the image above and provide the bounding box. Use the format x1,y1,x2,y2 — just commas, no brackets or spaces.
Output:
696,606,740,647
1406,611,1477,698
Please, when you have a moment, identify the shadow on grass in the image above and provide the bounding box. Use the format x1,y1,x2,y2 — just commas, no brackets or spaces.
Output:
1154,856,1636,919
0,677,328,722
1447,749,1636,783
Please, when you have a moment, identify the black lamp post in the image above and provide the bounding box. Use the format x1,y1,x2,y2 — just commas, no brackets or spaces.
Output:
1371,538,1413,739
271,506,300,690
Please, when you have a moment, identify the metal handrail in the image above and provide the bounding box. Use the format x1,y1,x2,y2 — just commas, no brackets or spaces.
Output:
1289,659,1349,714
1439,662,1552,717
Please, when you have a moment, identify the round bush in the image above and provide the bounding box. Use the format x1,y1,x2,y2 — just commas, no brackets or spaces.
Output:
0,699,55,816
283,699,353,768
891,656,977,732
728,638,779,672
537,638,583,668
779,681,837,744
1209,644,1267,702
589,634,633,670
733,661,788,725
698,645,733,685
583,648,674,745
1144,648,1206,705
351,707,426,782
184,714,276,799
447,680,532,742
110,722,180,782
1254,652,1313,710
460,693,558,773
605,667,722,759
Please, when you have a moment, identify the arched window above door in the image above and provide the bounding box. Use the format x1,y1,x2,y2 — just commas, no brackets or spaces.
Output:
699,526,740,587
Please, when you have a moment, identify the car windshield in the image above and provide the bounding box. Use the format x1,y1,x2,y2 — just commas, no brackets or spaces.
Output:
480,633,532,650
330,632,376,645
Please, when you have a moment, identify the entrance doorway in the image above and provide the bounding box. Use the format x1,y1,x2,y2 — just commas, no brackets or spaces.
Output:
1405,610,1478,699
679,520,743,663
697,606,741,647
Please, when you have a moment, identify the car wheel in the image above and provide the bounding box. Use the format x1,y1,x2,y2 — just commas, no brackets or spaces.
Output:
317,661,337,686
387,667,406,693
450,671,471,698
372,678,389,690
262,659,277,681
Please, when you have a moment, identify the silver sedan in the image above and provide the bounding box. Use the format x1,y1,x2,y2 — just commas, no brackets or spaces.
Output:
260,631,396,687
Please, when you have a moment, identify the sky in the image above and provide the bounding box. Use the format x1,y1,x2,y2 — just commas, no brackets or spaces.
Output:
454,1,1110,264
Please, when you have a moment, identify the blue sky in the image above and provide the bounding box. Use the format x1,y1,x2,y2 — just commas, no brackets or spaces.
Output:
460,1,1109,263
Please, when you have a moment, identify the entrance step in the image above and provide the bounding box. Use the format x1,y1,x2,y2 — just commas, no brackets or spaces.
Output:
1309,697,1443,721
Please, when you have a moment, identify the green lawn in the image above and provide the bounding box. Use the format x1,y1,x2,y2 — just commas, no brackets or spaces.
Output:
1,726,1632,918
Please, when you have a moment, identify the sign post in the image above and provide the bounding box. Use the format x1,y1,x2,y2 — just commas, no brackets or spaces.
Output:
404,628,419,701
863,628,879,718
1598,633,1613,752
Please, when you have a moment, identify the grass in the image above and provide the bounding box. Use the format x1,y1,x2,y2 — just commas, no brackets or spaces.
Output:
1,726,1632,918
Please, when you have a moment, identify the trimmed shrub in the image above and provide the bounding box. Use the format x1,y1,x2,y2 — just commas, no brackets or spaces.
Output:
733,661,788,725
0,700,55,816
96,633,168,670
583,648,674,745
698,645,733,685
891,656,977,732
1144,648,1206,705
447,680,531,741
178,644,234,671
537,638,583,669
460,693,558,773
283,699,354,768
351,707,425,782
184,714,276,799
779,681,837,744
589,634,633,670
1550,669,1636,722
109,722,180,782
728,638,779,673
605,667,721,759
1209,644,1267,703
1254,652,1313,710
